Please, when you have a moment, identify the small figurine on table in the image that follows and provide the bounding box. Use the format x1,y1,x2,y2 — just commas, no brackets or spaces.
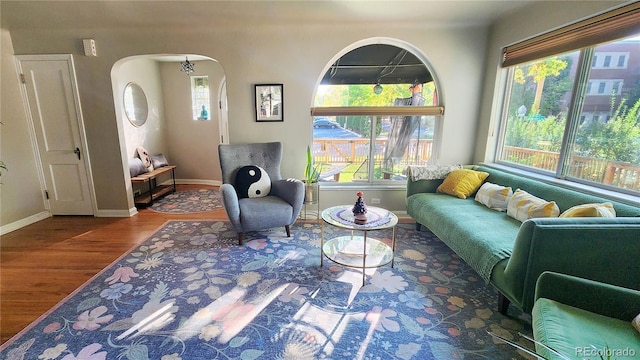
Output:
352,191,368,224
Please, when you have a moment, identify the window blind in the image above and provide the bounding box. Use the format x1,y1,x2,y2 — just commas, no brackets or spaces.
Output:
502,2,640,67
310,106,444,117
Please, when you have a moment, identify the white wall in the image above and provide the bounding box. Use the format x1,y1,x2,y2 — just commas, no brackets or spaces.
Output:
116,58,168,160
1,1,630,230
3,18,491,215
0,28,49,232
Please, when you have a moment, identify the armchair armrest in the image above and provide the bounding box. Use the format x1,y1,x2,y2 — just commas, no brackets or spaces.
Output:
535,271,640,321
270,178,304,220
219,184,241,229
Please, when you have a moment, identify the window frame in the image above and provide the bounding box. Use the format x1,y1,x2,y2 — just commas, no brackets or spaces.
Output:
190,75,211,121
495,39,639,198
310,106,444,186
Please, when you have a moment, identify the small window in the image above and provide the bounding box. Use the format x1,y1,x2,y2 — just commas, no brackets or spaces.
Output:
612,81,621,95
191,76,210,120
617,55,626,68
603,55,612,67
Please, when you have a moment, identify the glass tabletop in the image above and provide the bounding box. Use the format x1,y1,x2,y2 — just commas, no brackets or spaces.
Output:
321,205,398,231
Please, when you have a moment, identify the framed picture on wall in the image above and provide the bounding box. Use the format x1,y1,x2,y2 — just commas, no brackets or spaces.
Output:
255,84,283,122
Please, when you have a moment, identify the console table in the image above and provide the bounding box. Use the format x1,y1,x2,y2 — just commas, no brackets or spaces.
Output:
131,165,176,206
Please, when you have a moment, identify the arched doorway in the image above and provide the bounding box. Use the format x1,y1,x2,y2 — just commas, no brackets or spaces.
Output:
111,55,228,210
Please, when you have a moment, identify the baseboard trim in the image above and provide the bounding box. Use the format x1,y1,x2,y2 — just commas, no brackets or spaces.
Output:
95,208,136,218
393,210,412,220
175,179,221,186
0,211,51,236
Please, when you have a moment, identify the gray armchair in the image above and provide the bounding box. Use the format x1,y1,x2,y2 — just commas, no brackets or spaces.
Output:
218,142,304,244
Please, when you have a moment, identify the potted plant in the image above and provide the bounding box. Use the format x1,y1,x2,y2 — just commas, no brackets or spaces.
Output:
304,145,320,204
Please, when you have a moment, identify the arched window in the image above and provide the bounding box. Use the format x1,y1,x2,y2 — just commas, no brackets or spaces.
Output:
311,42,442,184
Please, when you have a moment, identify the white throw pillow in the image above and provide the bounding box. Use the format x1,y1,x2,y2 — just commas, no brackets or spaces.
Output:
474,182,513,212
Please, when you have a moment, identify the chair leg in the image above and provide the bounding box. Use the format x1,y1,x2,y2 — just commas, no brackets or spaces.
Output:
498,293,510,315
285,225,291,237
238,232,243,245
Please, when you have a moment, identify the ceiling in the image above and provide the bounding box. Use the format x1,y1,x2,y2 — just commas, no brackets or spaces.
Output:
2,0,540,85
1,1,540,29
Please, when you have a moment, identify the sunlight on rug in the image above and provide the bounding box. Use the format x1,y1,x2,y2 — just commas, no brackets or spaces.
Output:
0,221,534,360
148,189,223,214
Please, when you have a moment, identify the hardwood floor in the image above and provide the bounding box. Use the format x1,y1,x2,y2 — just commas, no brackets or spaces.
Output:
0,185,232,344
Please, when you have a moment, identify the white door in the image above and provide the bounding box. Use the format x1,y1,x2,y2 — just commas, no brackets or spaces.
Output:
17,55,95,215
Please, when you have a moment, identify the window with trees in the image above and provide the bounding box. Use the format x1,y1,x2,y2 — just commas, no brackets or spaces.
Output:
310,44,442,184
498,12,639,195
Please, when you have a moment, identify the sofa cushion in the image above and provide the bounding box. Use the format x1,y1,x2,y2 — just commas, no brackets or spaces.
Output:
407,193,520,282
151,154,169,169
129,157,148,177
475,182,513,211
533,298,640,360
560,202,616,218
437,169,489,199
507,189,560,222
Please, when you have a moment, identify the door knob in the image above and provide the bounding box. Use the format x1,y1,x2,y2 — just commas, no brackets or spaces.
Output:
74,147,81,160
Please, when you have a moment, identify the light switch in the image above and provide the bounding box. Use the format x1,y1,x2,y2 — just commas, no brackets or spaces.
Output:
83,39,97,57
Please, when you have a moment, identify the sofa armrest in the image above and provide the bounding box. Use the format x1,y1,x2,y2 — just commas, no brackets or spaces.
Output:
499,217,640,313
406,178,443,198
535,271,640,321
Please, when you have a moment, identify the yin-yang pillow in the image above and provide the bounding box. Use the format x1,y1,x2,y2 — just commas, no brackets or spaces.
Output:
235,165,271,198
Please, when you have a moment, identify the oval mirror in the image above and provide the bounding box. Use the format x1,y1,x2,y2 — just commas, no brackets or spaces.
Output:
123,82,148,126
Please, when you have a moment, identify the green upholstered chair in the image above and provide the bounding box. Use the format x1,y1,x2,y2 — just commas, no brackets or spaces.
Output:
532,271,640,360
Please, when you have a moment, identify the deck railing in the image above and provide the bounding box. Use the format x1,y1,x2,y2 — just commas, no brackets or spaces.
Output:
312,139,640,191
313,138,432,164
500,146,639,191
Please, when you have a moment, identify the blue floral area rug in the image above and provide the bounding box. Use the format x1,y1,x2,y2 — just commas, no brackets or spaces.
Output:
0,221,534,360
148,189,223,214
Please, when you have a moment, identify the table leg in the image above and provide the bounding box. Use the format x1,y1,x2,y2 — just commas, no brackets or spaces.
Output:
320,220,324,267
391,225,397,268
362,231,367,286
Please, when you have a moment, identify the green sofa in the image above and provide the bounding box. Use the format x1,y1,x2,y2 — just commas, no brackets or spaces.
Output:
532,271,640,360
406,165,640,314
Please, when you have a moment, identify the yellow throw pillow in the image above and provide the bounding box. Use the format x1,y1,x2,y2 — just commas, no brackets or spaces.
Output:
474,182,513,211
437,169,489,199
560,202,616,218
507,189,560,222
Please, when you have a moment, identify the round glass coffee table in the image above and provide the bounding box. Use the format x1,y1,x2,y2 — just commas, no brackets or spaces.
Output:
320,205,398,285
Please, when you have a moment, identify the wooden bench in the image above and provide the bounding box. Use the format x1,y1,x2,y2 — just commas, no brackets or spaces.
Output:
131,165,176,206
